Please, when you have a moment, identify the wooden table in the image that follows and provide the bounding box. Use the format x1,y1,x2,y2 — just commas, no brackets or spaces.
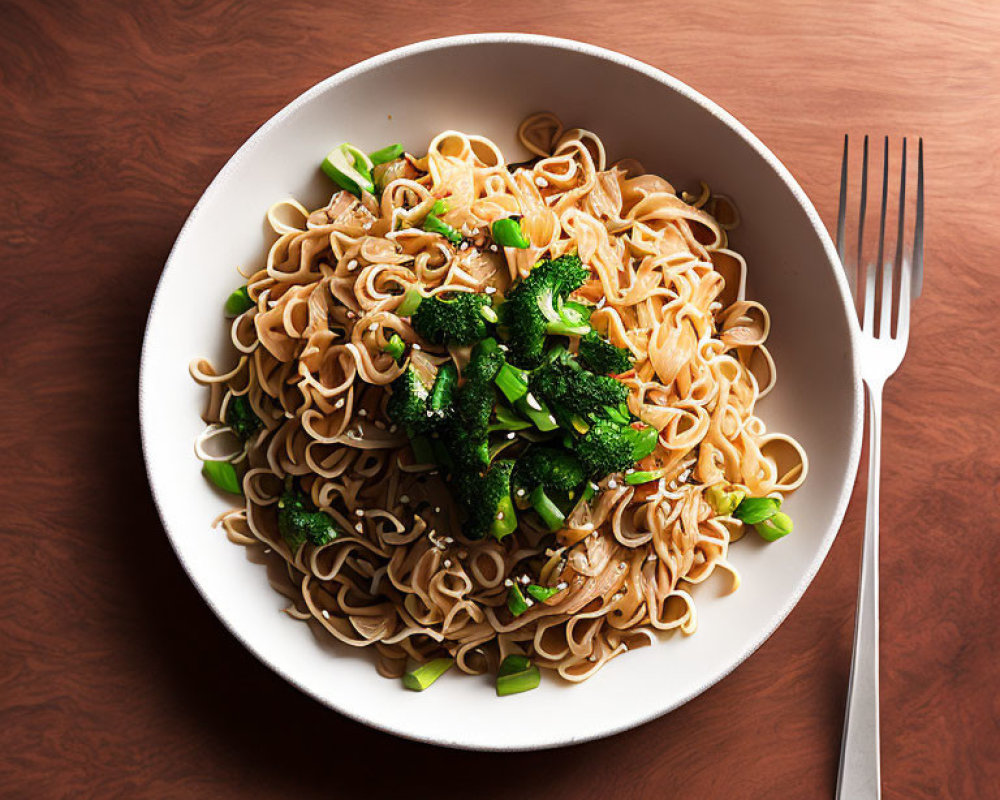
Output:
2,1,997,797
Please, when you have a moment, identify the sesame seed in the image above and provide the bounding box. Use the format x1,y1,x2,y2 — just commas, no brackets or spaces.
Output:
363,222,372,230
516,489,526,497
504,578,513,587
334,398,345,409
525,393,542,411
444,536,454,543
646,554,656,562
263,548,272,555
607,479,618,489
346,311,356,319
525,598,534,606
459,242,470,251
355,509,364,517
434,506,441,513
617,562,626,571
535,176,548,187
368,322,378,332
412,343,422,351
557,581,568,590
485,286,497,294
489,244,499,252
625,468,635,474
347,259,359,271
519,575,531,584
321,609,330,619
358,409,367,416
355,522,363,532
588,654,597,662
496,511,504,521
400,495,410,504
443,559,452,568
506,432,515,439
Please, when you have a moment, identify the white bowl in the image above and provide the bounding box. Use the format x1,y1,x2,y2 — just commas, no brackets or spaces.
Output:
140,34,862,751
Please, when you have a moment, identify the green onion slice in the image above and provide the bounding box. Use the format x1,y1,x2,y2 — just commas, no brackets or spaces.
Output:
402,657,454,691
733,496,781,525
396,287,424,317
526,584,560,603
368,143,404,166
422,213,463,244
382,334,406,361
625,469,667,485
496,656,541,696
321,143,375,196
488,404,532,433
202,460,242,495
495,363,529,404
224,286,254,317
507,584,529,616
755,511,793,541
630,425,660,461
530,486,566,532
491,217,530,248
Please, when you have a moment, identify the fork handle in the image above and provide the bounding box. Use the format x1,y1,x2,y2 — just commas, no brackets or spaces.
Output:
836,380,883,799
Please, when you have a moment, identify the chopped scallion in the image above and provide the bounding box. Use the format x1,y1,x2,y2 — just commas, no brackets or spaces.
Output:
496,656,541,696
530,486,566,531
423,213,463,244
507,583,529,616
495,363,529,404
202,460,242,495
733,496,781,525
491,217,531,248
625,469,667,485
368,143,404,166
755,511,793,541
402,657,454,691
224,286,254,317
321,143,375,197
396,287,424,317
526,584,560,603
382,334,406,361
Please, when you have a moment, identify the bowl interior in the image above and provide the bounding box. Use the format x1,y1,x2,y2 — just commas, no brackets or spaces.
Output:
140,35,861,750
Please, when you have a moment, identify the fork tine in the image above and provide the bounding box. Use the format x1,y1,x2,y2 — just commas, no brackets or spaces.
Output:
890,138,908,336
875,137,891,336
911,138,925,297
895,257,911,342
837,134,849,265
861,260,876,333
855,136,870,309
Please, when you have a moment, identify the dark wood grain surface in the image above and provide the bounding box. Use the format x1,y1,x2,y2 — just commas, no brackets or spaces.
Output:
2,1,998,797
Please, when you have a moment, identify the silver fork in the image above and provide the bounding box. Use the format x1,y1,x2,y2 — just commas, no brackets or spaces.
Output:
835,135,924,800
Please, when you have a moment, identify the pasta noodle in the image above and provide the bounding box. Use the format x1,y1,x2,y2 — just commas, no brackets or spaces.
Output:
192,114,807,686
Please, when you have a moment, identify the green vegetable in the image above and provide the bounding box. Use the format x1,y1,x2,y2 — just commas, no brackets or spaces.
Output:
422,211,463,244
507,583,529,616
530,486,566,531
526,584,561,603
733,496,781,525
516,393,560,431
705,484,746,516
429,363,458,411
578,330,632,375
321,143,375,196
755,511,793,541
496,655,541,697
494,363,529,404
456,459,517,540
224,286,254,317
368,143,404,166
513,446,586,495
382,334,406,361
225,394,262,441
411,292,494,346
276,488,339,549
528,350,629,421
573,418,659,478
430,199,449,215
625,469,666,485
497,254,591,368
396,287,424,317
402,657,454,691
202,460,242,495
488,404,532,433
385,366,438,436
491,217,531,248
409,435,436,465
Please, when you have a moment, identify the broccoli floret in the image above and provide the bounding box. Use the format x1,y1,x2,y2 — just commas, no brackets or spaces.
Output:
225,394,262,440
498,254,591,367
386,367,438,435
445,340,505,471
455,459,517,540
411,292,495,346
573,418,659,478
512,447,586,494
578,331,632,375
528,352,629,419
277,489,339,549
